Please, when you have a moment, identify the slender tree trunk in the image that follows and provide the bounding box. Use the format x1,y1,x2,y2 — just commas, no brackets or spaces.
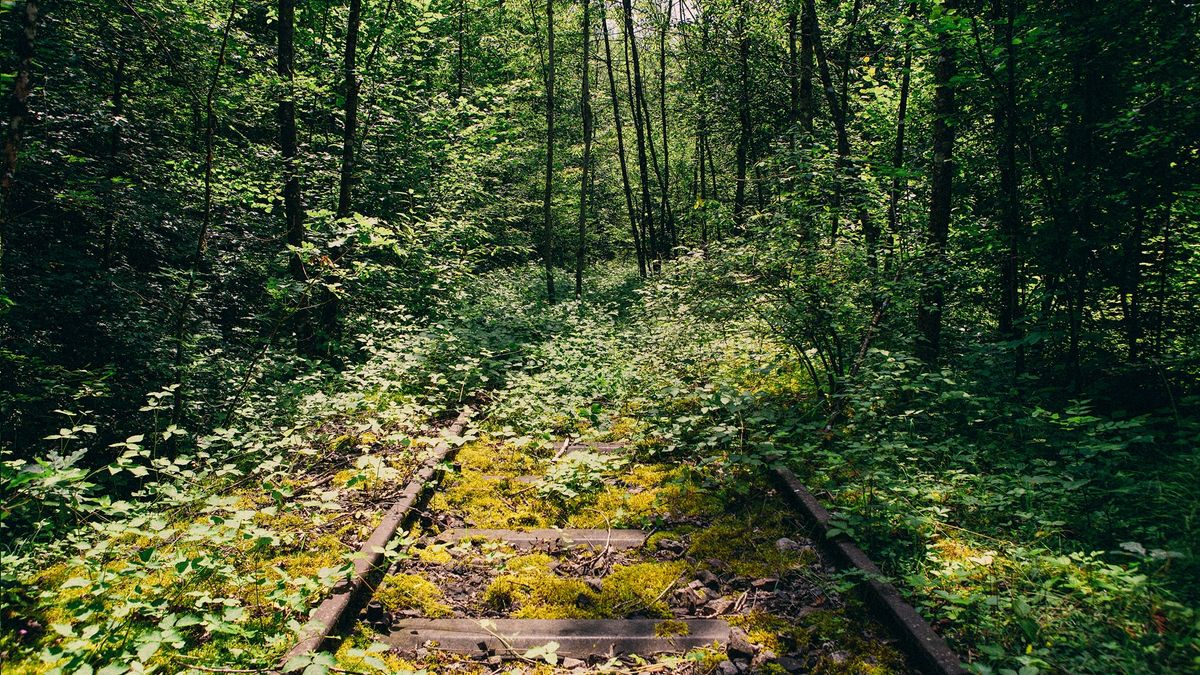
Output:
172,0,237,419
916,0,958,363
622,0,657,266
1,0,39,263
885,41,911,247
601,0,644,277
337,0,362,219
575,0,592,299
279,0,313,351
658,0,675,252
788,5,798,142
456,0,466,100
799,0,814,133
733,0,750,232
994,0,1023,372
806,0,848,158
1153,200,1172,356
696,16,711,246
542,0,556,303
321,0,363,354
102,48,127,270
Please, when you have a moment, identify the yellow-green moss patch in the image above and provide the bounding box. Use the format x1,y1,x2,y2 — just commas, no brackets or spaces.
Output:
730,609,906,674
688,514,810,577
655,619,691,637
411,543,454,565
375,573,453,618
596,561,689,618
427,468,562,528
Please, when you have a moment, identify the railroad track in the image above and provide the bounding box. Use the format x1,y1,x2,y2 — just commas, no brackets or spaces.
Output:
282,409,965,674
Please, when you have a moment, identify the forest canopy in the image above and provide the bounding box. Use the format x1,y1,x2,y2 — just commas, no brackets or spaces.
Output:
1,0,1198,672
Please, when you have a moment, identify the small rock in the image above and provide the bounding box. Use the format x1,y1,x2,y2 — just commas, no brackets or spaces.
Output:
584,577,604,593
777,655,805,673
727,629,757,660
751,577,779,589
828,650,849,665
729,575,752,589
486,655,503,666
706,558,731,572
698,569,721,588
706,598,734,615
775,537,803,552
752,649,778,669
732,658,751,673
414,648,429,660
715,660,739,675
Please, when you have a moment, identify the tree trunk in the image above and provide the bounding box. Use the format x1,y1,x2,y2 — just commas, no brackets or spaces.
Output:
622,0,657,266
575,0,592,299
279,0,314,351
337,0,362,219
102,47,127,270
456,0,466,100
733,0,750,232
658,0,675,252
1,0,39,257
885,41,911,248
994,0,1023,372
542,0,556,303
601,0,644,277
321,0,363,353
173,0,238,420
799,0,814,133
916,0,958,363
788,5,798,142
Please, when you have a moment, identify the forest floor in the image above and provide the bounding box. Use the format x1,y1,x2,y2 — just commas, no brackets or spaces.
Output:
3,263,1197,674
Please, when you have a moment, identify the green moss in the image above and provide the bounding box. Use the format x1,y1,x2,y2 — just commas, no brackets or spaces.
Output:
412,543,454,565
730,610,906,674
428,468,562,528
375,573,453,618
454,438,542,475
483,554,598,619
655,619,691,637
328,434,355,452
645,530,685,549
687,515,805,577
596,561,689,618
565,464,719,528
335,622,420,672
504,553,557,572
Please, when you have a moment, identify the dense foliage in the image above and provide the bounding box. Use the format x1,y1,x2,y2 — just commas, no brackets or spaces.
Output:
1,0,1197,672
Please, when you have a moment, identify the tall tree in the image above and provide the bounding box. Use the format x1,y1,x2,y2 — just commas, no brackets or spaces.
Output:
318,0,365,353
336,0,362,219
575,0,592,299
993,0,1023,371
798,0,815,133
542,0,556,303
886,9,913,246
1,0,39,262
788,2,799,140
172,0,238,420
601,0,645,277
733,0,750,232
279,0,313,350
658,0,675,251
916,0,959,362
622,0,657,265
